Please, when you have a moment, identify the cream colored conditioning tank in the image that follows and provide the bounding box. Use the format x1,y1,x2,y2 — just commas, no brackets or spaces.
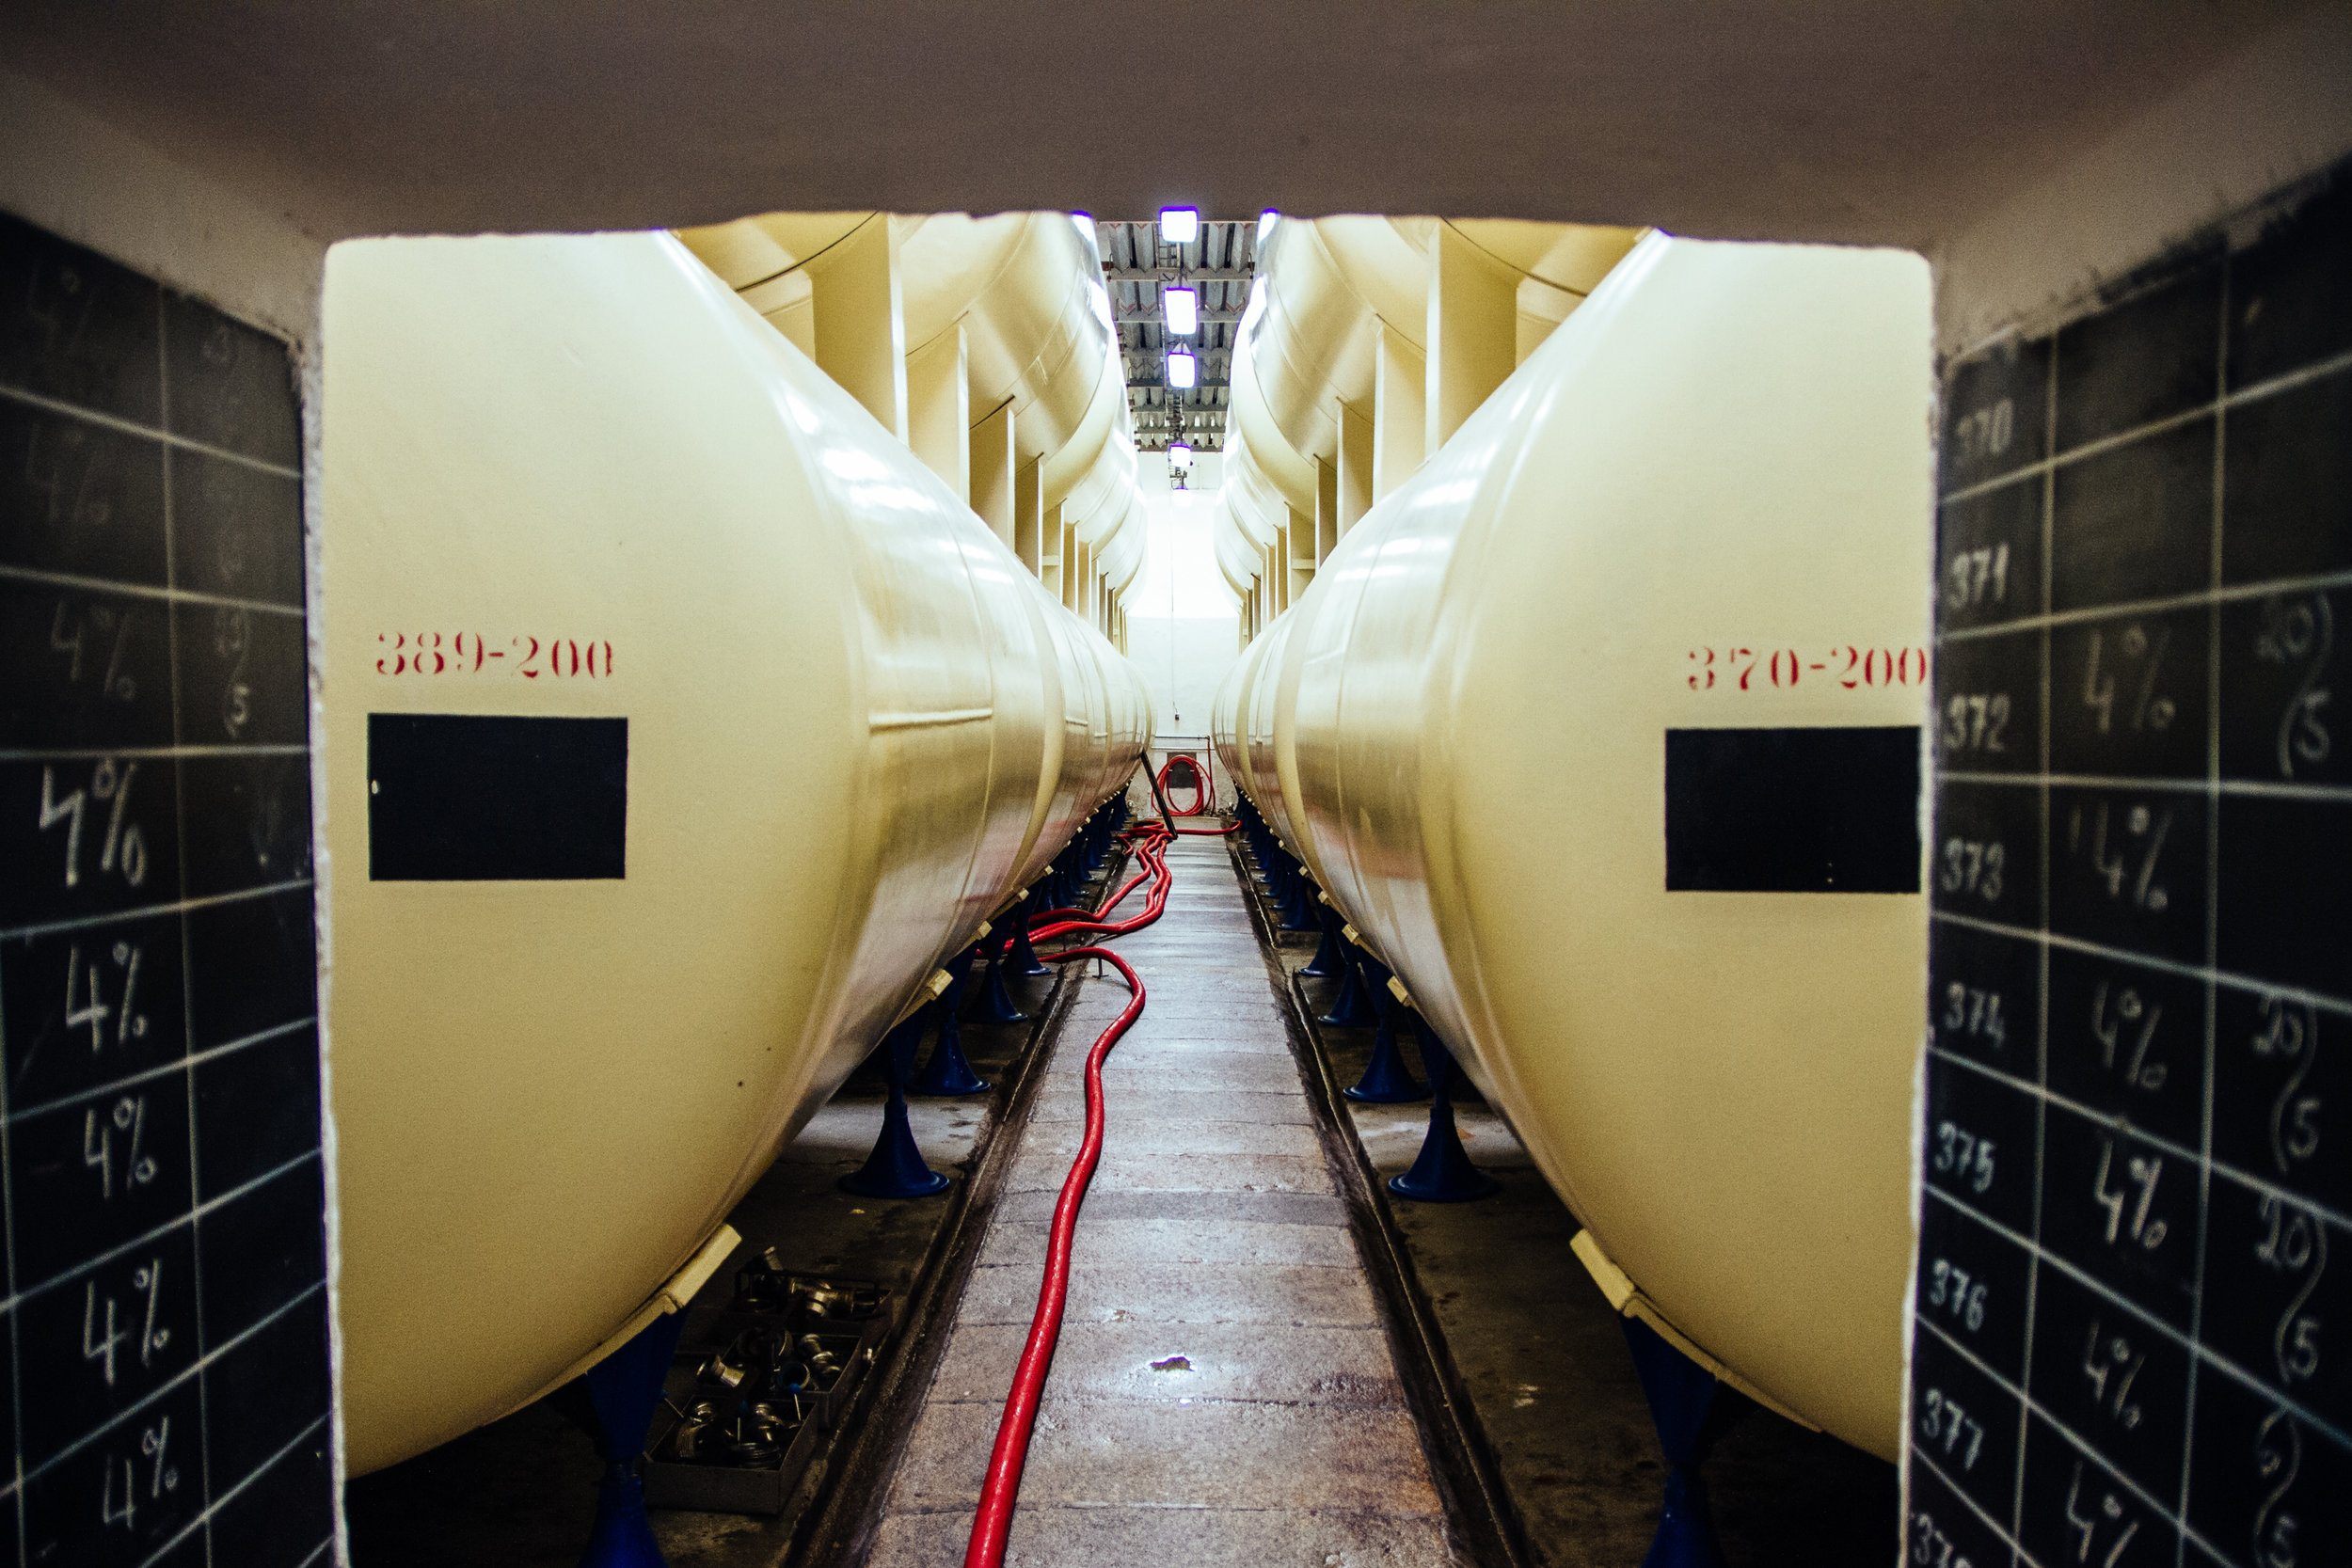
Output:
322,230,1145,1473
1222,233,1931,1458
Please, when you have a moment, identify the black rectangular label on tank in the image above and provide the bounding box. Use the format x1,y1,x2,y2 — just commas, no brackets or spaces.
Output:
368,713,628,880
1663,726,1920,893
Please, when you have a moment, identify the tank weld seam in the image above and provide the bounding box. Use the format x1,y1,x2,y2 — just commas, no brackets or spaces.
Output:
866,706,995,731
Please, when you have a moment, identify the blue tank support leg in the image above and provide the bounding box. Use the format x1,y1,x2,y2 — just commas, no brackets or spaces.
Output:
1261,843,1290,908
911,945,990,1096
1301,901,1345,977
1280,855,1317,930
841,1015,952,1197
1387,1033,1498,1202
1620,1315,1728,1568
1008,889,1050,975
1345,954,1429,1103
1317,942,1378,1028
972,929,1027,1024
576,1307,687,1568
1081,804,1108,874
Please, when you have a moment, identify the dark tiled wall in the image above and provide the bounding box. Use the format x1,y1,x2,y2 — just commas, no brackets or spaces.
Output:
0,213,332,1566
1914,169,2352,1566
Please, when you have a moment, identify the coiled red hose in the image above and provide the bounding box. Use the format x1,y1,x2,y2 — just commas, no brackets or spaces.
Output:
967,817,1176,1568
1154,754,1209,816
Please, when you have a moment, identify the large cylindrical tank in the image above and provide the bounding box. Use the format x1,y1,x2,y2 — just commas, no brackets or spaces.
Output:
1218,233,1931,1457
322,230,1145,1473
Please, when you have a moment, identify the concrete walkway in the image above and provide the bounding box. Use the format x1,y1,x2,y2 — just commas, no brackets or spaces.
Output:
868,832,1455,1565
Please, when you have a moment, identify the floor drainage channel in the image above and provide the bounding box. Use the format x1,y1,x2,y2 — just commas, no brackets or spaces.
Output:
1228,832,1533,1568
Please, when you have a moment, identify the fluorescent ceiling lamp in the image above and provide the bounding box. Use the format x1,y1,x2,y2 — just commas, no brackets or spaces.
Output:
1159,207,1200,245
1163,286,1199,336
1169,442,1194,468
1167,349,1198,389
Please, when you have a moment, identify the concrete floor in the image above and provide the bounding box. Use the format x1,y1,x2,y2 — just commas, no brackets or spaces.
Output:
864,835,1457,1564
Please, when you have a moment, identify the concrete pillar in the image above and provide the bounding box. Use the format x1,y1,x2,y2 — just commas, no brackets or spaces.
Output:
1290,499,1316,605
971,400,1016,548
1314,457,1340,562
1337,400,1375,531
807,215,908,440
1013,457,1042,574
1374,323,1426,500
906,324,969,501
1048,505,1068,602
1424,224,1515,455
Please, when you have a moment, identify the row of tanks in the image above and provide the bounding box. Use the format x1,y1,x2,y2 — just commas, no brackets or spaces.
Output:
1213,222,1933,1461
322,223,1152,1473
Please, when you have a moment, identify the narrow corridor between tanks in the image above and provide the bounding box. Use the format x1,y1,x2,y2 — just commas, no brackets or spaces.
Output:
867,831,1452,1564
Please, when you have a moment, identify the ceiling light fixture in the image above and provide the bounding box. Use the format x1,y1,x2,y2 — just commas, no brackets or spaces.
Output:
1159,207,1200,245
1163,286,1199,337
1167,349,1197,389
1168,441,1194,469
1258,210,1279,246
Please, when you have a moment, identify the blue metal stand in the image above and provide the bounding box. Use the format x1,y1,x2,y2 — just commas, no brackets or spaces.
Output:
910,947,989,1097
971,933,1028,1024
1317,946,1378,1027
1301,904,1346,977
1276,851,1317,930
1346,954,1429,1103
1387,1034,1497,1202
842,1016,952,1196
578,1308,688,1568
1620,1315,1728,1568
1008,890,1050,975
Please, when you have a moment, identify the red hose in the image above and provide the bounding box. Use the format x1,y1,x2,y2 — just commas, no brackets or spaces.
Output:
1026,823,1174,942
1154,754,1209,816
966,822,1174,1568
